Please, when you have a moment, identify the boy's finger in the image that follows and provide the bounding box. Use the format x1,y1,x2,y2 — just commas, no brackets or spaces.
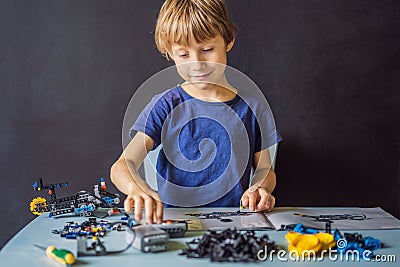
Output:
256,190,270,211
134,197,143,222
241,194,249,207
249,193,257,211
144,196,154,224
267,195,276,211
124,197,134,213
155,200,163,224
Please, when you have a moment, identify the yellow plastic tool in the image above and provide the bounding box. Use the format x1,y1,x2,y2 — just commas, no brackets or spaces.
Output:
34,244,76,266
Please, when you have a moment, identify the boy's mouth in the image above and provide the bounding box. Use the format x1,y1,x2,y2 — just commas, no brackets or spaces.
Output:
189,71,213,80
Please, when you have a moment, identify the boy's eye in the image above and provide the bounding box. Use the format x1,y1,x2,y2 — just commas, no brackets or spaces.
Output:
203,48,214,53
178,53,189,58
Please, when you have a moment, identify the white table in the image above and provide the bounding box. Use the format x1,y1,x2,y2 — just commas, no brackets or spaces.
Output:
1,208,399,266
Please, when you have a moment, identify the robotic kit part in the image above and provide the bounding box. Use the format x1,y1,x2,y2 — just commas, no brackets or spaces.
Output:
131,225,169,253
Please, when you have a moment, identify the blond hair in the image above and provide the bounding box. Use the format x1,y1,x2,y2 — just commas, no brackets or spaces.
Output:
155,0,236,58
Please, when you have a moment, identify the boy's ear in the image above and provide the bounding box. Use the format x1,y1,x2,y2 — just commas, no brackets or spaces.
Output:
226,38,235,52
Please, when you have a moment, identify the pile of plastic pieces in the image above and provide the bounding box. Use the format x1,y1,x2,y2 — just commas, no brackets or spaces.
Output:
284,223,381,259
180,228,276,262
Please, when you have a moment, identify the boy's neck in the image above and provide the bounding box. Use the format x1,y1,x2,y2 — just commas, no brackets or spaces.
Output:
181,77,237,102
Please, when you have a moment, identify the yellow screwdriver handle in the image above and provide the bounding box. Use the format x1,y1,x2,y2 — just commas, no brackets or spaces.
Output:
45,245,76,265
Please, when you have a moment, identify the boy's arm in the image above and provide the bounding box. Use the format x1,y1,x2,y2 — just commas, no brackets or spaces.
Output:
110,131,163,224
240,147,276,212
251,148,276,192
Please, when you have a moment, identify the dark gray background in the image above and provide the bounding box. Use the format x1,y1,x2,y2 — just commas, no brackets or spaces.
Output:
0,0,399,248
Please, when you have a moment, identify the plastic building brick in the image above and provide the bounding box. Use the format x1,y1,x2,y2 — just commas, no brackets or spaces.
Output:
52,218,111,240
131,225,169,252
30,177,120,217
293,213,367,233
285,231,336,254
76,220,137,256
77,236,107,256
152,220,188,238
333,229,381,259
180,228,276,262
185,210,251,220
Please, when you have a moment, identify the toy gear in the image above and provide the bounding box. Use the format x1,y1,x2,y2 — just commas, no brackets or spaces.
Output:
30,197,48,215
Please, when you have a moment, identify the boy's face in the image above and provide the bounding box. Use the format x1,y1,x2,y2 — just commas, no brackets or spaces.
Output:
169,34,234,91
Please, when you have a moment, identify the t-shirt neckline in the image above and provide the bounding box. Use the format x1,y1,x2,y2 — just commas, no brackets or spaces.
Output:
177,84,240,106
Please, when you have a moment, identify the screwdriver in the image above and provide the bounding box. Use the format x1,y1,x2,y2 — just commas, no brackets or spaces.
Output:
34,244,76,266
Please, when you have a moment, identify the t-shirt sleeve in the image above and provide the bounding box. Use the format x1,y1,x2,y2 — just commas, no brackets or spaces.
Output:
254,103,283,152
130,94,168,150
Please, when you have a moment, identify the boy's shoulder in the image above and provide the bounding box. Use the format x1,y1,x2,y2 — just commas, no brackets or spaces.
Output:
151,85,186,105
145,85,190,116
237,89,273,111
161,85,186,101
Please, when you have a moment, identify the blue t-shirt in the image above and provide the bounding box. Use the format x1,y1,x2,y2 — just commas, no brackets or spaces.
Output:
131,85,282,207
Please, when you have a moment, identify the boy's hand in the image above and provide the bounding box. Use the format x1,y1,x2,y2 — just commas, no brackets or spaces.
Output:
241,185,275,212
124,181,163,224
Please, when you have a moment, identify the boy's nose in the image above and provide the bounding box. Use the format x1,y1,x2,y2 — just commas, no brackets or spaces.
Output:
191,60,207,71
192,51,204,62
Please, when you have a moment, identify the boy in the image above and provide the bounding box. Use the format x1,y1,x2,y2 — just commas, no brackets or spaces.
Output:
110,0,282,224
